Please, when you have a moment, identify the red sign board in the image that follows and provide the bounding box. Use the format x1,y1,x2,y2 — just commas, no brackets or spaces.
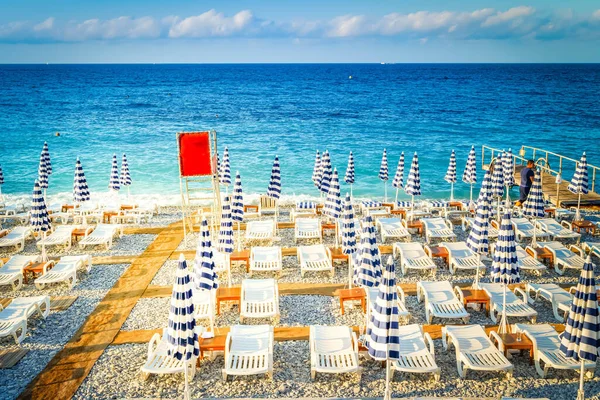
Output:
177,132,214,177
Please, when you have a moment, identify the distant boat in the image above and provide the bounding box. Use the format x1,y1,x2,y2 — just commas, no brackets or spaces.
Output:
348,75,353,79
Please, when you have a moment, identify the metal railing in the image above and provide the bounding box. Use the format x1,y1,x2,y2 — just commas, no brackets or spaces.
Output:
482,145,598,193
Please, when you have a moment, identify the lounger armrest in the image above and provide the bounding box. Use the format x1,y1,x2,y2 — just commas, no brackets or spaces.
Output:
423,245,432,258
441,327,449,350
84,227,93,237
513,287,529,304
454,286,465,304
561,220,573,230
570,245,584,256
490,220,499,229
401,219,408,229
147,333,162,360
42,260,56,275
525,245,537,258
569,286,577,295
351,331,359,353
396,286,406,304
445,219,454,230
489,331,504,353
224,332,233,359
424,332,435,359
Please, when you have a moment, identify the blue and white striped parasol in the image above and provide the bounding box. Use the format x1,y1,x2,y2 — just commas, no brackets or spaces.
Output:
37,150,49,199
195,217,220,291
367,255,400,400
567,152,589,221
167,254,200,400
466,169,493,287
444,150,457,202
324,169,342,246
31,179,52,261
73,158,91,204
42,142,52,176
319,150,332,196
560,255,599,400
217,196,235,266
379,149,389,202
312,150,322,191
462,146,477,204
341,193,357,258
344,151,355,198
0,164,4,199
491,155,504,220
266,156,281,199
392,152,404,203
404,152,421,220
522,169,545,245
354,215,382,288
220,147,231,192
120,154,132,197
231,171,244,251
503,150,515,204
490,211,520,334
109,154,120,192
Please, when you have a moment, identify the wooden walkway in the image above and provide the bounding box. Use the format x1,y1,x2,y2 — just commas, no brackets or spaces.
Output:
18,222,183,400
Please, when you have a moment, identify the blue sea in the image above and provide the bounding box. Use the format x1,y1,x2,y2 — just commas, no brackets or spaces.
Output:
0,63,599,205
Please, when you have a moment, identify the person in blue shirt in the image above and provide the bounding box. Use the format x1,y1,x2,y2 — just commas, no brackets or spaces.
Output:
515,160,535,206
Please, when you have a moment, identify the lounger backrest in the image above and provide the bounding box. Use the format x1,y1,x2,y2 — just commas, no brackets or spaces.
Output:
442,242,472,257
447,325,492,351
230,324,272,352
397,324,426,354
2,255,36,272
242,279,276,301
252,247,280,261
396,242,426,258
297,218,318,229
421,281,454,302
9,226,29,236
312,326,352,353
380,218,402,228
260,196,277,209
299,245,327,262
539,219,560,230
518,323,560,351
249,220,274,233
512,218,533,229
423,218,446,230
481,283,518,302
543,242,570,256
54,225,75,234
92,224,115,235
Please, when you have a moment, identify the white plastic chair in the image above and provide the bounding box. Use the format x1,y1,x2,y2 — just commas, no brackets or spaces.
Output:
0,255,40,291
441,241,485,275
140,328,198,381
294,218,321,243
249,246,282,277
34,255,92,290
480,283,537,324
526,283,572,322
0,226,32,252
258,196,278,218
245,220,276,244
0,296,50,344
36,225,80,251
511,218,549,242
417,281,469,324
240,279,280,323
422,218,456,244
515,245,546,275
533,241,589,275
391,324,440,381
222,325,274,380
535,218,581,243
298,244,333,278
79,224,123,250
462,217,499,238
309,325,361,379
377,218,411,243
392,242,436,276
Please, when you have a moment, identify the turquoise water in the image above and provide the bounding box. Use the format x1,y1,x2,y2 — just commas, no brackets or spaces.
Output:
1,64,599,204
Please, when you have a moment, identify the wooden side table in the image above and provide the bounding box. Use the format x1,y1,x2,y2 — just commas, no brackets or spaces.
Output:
544,208,556,218
424,245,449,266
243,205,259,213
391,209,406,219
316,204,324,215
216,287,241,315
120,204,137,211
459,288,490,315
492,332,534,364
404,220,423,235
571,220,596,235
321,223,336,237
329,247,349,264
62,204,75,213
72,228,91,242
527,247,554,266
103,211,119,223
198,335,227,361
231,250,250,272
23,261,53,283
382,202,395,210
336,287,366,314
448,201,463,210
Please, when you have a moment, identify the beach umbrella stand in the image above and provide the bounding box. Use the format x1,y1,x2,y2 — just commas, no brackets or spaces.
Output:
444,150,457,202
522,169,545,247
379,149,389,202
567,153,589,221
404,153,421,221
231,172,244,251
392,152,404,204
462,145,478,207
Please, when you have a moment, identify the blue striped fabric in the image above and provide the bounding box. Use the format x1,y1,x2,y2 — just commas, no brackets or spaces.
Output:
220,147,231,186
195,218,219,291
362,201,382,208
396,201,413,208
444,150,457,184
568,152,589,195
491,212,520,284
312,150,321,188
522,169,545,218
428,201,448,208
120,154,132,187
73,158,91,203
324,169,342,219
341,193,357,255
42,142,52,176
231,172,244,223
404,152,421,196
0,164,4,186
503,150,515,187
319,151,332,194
266,156,281,199
462,146,477,185
30,179,51,234
296,201,316,209
491,155,505,198
392,152,404,189
344,151,355,184
167,254,200,361
367,256,400,361
37,151,49,190
108,154,120,191
379,149,388,182
217,196,235,254
560,256,599,362
355,215,382,287
215,151,220,176
466,170,493,257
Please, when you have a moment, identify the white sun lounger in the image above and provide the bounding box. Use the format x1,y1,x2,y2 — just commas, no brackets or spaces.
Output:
240,279,279,323
245,220,276,243
514,323,596,378
34,255,92,290
376,218,411,243
78,224,123,250
535,218,581,243
258,195,278,218
0,296,50,344
526,283,572,322
36,225,82,251
140,328,197,381
309,325,361,379
294,218,321,243
441,241,485,275
510,218,549,242
193,289,216,333
0,255,40,291
581,242,600,260
515,245,547,275
0,226,32,252
531,241,589,275
249,246,282,277
480,283,537,324
391,324,440,381
298,245,333,278
393,242,436,276
366,206,391,219
213,250,232,287
366,286,410,323
461,217,499,238
223,324,274,380
422,218,456,244
417,281,469,324
442,324,513,379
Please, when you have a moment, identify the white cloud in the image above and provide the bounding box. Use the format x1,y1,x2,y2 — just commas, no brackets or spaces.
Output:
33,17,54,32
327,15,369,37
168,9,254,38
60,16,161,41
482,6,535,27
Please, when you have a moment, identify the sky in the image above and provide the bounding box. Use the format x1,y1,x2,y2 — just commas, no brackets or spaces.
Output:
1,0,600,63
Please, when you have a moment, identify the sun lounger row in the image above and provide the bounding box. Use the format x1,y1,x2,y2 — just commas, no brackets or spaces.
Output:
0,296,50,344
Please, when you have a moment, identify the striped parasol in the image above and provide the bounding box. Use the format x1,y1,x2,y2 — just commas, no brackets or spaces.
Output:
344,151,355,198
491,155,505,221
42,142,52,175
444,150,457,202
266,156,281,199
567,152,589,221
109,154,120,192
503,150,515,204
0,164,4,199
366,255,400,400
217,196,234,260
31,179,52,262
466,169,493,288
379,149,389,202
354,215,382,288
392,152,404,203
490,211,520,334
560,255,599,400
462,146,477,205
404,152,422,221
220,147,231,192
195,217,220,291
341,193,357,259
37,150,49,199
231,172,244,251
312,150,322,190
73,158,91,203
120,154,132,197
319,150,333,195
522,169,545,245
167,254,200,400
324,169,342,246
